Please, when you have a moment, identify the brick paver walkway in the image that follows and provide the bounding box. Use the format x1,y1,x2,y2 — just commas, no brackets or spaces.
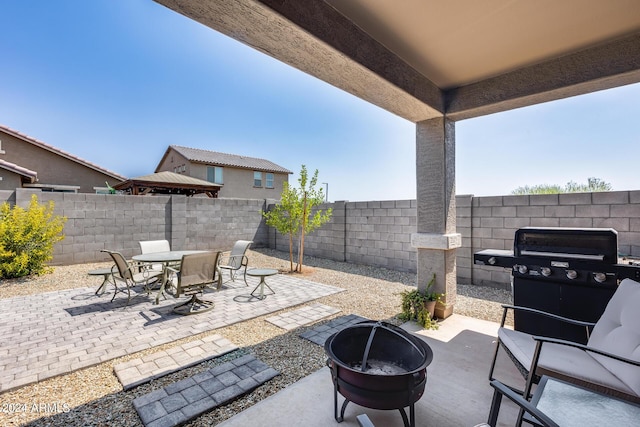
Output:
299,314,368,346
114,334,238,390
133,354,278,427
265,303,341,331
0,275,343,392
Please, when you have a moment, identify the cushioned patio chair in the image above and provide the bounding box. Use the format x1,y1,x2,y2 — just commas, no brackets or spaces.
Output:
166,251,221,315
101,250,162,305
489,278,640,405
217,240,252,286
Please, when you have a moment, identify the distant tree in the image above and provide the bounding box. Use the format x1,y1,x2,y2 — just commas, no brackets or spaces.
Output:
262,165,332,273
512,177,612,195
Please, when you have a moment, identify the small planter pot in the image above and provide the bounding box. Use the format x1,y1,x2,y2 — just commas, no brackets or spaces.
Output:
424,300,437,319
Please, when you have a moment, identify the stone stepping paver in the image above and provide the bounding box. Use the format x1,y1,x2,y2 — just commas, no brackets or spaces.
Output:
114,334,238,390
299,314,368,346
265,303,341,331
133,354,278,427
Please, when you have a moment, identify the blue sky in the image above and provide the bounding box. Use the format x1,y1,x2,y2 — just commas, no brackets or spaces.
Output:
1,1,638,201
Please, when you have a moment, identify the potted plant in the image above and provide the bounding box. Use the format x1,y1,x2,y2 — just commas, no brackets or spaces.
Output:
398,273,444,330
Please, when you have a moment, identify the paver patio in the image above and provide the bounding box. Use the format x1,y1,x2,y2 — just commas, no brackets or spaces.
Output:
0,274,343,393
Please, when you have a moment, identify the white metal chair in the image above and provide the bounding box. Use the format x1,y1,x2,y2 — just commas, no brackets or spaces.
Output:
101,250,162,305
139,239,171,274
166,251,221,315
217,240,252,286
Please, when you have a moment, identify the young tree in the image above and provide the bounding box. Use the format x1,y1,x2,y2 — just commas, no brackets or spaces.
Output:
262,182,301,271
296,165,332,272
262,165,332,273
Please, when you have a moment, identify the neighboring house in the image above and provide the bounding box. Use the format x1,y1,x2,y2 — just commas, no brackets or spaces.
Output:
0,124,126,193
155,145,292,199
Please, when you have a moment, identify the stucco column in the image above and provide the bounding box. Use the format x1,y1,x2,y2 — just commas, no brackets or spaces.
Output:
412,117,461,318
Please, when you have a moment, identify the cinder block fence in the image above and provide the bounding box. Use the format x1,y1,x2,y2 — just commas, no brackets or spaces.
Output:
2,188,638,288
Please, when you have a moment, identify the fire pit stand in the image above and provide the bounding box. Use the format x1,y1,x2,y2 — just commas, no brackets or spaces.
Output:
324,321,433,427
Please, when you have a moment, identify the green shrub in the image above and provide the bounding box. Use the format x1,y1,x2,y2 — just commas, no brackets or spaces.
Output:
0,195,67,278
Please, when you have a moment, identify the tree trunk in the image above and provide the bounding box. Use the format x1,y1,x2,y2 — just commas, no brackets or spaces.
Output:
288,233,294,272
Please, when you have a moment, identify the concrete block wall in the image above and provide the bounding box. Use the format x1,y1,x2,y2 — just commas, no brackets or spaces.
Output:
345,200,417,271
4,189,269,265
2,188,639,289
183,197,269,252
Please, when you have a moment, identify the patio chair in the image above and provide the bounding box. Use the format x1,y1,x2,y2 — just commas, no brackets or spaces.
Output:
101,250,162,305
489,278,640,405
139,239,171,274
475,380,559,427
356,379,560,427
166,251,221,315
217,240,252,286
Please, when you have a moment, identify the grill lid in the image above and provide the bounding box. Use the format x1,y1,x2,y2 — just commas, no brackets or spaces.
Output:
514,227,618,264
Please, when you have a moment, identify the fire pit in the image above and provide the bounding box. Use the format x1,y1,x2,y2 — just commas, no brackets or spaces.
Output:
324,320,433,427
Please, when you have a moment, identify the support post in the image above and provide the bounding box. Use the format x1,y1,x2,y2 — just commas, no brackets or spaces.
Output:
412,117,461,319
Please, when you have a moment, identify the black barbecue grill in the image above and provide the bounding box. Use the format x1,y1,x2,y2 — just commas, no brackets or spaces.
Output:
474,227,640,343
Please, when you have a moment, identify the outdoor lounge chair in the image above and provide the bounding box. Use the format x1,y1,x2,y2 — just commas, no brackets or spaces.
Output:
166,251,221,315
217,240,252,286
355,379,559,427
489,278,640,405
101,250,162,305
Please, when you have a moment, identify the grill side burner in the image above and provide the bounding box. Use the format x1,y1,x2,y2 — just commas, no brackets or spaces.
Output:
474,227,640,343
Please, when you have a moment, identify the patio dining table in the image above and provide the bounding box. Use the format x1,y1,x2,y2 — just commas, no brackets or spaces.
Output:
132,250,208,304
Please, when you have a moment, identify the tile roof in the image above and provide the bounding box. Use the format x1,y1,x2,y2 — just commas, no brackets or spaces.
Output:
0,158,38,183
0,124,127,181
169,145,292,174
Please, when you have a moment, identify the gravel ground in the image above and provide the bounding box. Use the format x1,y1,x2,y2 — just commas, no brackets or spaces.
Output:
0,249,512,427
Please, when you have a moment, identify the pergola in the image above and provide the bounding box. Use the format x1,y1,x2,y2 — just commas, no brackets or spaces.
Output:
153,0,640,317
114,171,220,198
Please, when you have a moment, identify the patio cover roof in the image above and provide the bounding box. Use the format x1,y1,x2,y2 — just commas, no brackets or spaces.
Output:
114,171,220,198
153,0,640,122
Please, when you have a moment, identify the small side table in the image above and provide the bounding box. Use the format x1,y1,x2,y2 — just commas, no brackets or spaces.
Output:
247,268,278,300
88,267,114,296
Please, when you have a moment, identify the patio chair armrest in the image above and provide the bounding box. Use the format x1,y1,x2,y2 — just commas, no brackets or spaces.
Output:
531,336,640,367
500,304,596,328
486,380,559,427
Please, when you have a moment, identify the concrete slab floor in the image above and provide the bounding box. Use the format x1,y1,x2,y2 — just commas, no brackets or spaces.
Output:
218,314,525,427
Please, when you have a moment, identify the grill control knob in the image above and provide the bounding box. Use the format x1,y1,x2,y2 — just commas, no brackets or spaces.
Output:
488,257,496,265
517,265,528,275
566,269,578,280
593,272,607,283
540,267,552,277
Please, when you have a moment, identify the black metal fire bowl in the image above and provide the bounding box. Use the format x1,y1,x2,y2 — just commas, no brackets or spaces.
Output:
324,320,433,427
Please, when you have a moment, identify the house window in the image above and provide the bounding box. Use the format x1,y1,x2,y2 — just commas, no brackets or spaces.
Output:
266,173,274,188
207,166,223,184
0,139,4,154
253,171,262,187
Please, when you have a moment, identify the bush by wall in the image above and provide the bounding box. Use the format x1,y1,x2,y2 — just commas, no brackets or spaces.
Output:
0,194,67,278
